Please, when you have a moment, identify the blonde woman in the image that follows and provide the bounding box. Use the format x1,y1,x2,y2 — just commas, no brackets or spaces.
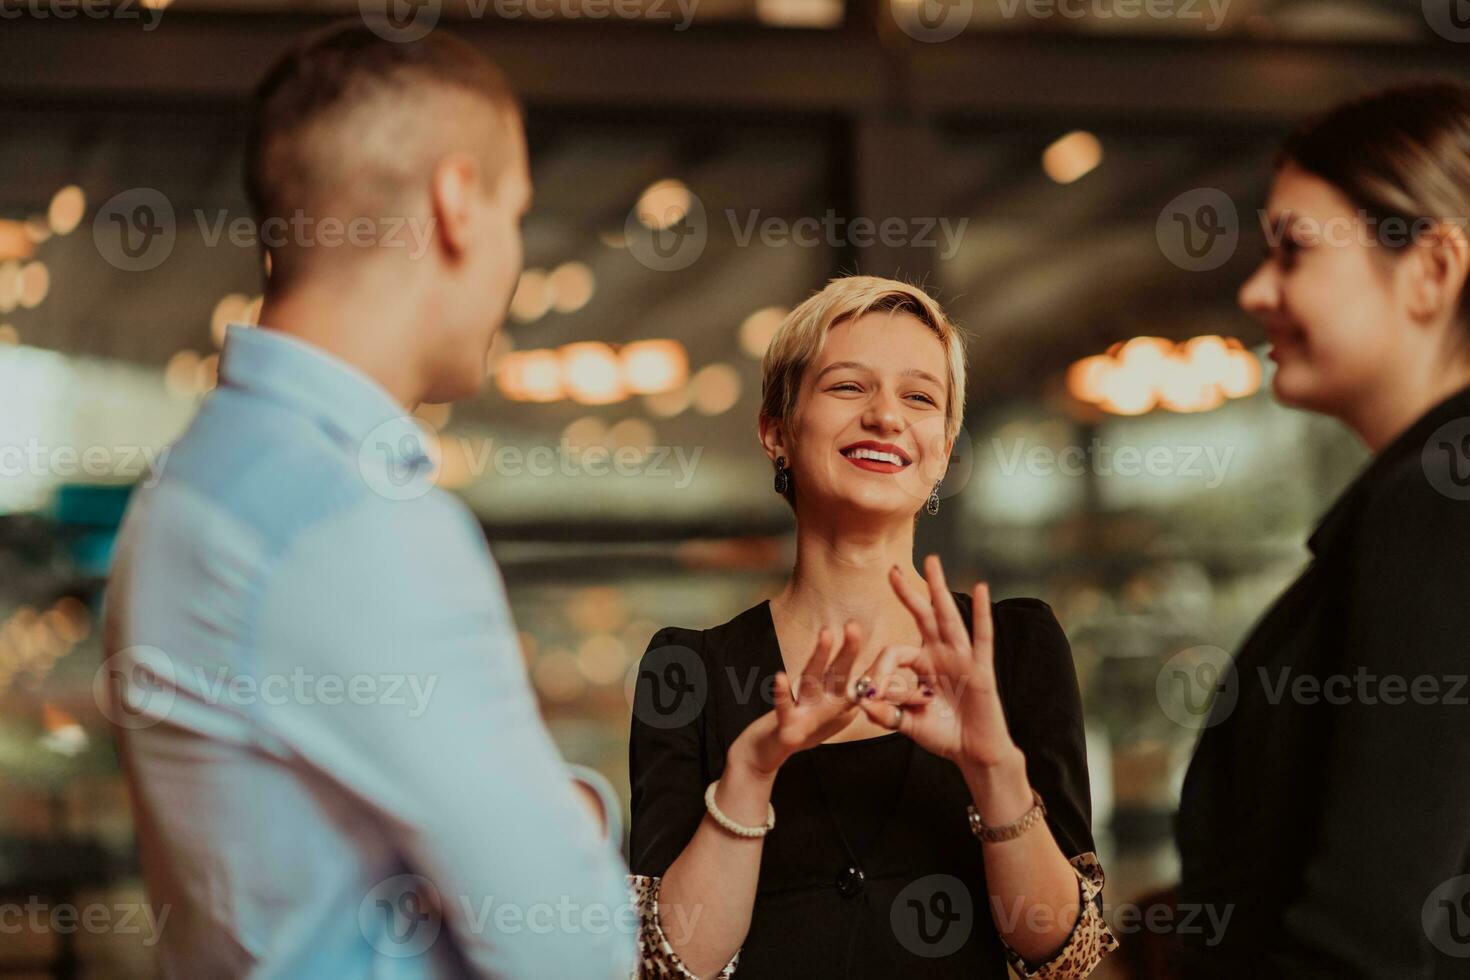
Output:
627,276,1117,978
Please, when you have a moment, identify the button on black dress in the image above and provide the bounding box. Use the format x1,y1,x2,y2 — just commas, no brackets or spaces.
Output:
629,592,1098,979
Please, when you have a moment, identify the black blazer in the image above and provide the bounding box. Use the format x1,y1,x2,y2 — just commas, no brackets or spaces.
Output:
628,592,1098,978
1176,385,1470,979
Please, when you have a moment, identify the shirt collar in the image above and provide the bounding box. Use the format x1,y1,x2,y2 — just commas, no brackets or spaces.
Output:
217,323,421,461
1307,381,1470,556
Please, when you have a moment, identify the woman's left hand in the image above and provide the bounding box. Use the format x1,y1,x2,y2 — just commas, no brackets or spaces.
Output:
859,555,1023,771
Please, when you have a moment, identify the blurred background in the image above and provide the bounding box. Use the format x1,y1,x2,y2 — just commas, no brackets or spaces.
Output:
2,0,1468,975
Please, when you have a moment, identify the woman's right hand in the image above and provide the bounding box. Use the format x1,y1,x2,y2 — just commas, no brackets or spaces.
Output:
729,621,866,777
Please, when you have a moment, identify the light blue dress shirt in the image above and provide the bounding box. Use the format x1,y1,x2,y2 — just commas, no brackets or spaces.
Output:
103,324,637,979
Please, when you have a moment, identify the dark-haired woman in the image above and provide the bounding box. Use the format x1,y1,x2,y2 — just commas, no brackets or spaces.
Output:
1177,82,1470,979
627,276,1118,978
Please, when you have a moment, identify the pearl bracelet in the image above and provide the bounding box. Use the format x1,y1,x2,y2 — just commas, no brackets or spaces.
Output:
704,780,775,838
967,790,1046,843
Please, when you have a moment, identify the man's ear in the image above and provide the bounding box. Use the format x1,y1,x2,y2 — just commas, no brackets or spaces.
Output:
429,151,482,260
1406,220,1470,324
758,414,788,464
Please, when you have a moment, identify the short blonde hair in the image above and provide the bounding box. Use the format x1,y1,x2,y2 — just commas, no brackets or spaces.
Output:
759,275,967,503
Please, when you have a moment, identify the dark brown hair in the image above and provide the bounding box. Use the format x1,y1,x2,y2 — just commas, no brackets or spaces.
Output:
245,21,519,285
1277,81,1470,324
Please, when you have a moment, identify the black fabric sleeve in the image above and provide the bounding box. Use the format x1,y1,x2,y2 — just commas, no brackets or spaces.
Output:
1268,468,1470,978
993,597,1097,861
628,625,712,878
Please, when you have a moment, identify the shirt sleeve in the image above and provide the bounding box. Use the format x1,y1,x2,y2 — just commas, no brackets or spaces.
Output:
991,598,1118,978
1265,469,1470,977
258,490,638,980
629,627,748,975
628,627,713,877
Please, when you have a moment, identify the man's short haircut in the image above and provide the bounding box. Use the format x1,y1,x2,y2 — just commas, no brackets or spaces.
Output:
245,21,520,285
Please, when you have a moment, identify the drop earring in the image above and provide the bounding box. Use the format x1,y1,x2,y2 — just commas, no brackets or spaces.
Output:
926,479,942,515
774,456,791,495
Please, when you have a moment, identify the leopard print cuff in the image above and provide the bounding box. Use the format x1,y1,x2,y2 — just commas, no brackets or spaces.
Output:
628,874,740,979
1001,851,1120,979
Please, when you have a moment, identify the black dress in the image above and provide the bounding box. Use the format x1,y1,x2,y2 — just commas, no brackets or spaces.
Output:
628,591,1100,979
1176,384,1470,979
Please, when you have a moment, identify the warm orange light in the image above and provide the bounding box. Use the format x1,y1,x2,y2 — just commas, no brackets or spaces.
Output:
620,339,688,395
634,180,691,231
1042,131,1103,185
691,363,742,416
48,186,86,236
739,307,786,359
498,349,564,402
17,262,49,308
549,262,595,314
1219,347,1262,399
563,342,626,405
0,222,33,262
1066,354,1113,404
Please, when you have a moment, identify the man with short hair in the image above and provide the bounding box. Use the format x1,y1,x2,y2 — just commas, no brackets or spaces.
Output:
104,23,636,978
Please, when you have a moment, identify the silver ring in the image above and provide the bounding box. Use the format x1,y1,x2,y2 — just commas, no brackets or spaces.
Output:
892,705,904,728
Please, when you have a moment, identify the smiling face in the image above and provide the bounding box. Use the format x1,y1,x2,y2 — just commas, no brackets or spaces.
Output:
1237,164,1410,416
766,311,953,520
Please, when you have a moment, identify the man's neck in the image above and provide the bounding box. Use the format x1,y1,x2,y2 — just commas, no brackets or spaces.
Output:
256,277,429,410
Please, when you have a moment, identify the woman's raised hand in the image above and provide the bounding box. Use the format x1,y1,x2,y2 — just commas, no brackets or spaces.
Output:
732,621,866,776
859,556,1021,770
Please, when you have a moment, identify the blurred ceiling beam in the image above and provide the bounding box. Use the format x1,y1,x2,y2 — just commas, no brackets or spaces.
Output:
2,12,1467,120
